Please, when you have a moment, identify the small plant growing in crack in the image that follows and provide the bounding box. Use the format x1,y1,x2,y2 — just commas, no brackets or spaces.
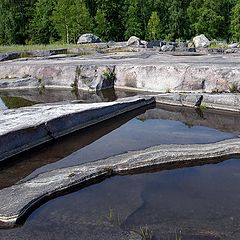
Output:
228,83,238,93
139,225,153,240
165,87,171,93
71,79,78,92
38,78,45,95
102,67,116,83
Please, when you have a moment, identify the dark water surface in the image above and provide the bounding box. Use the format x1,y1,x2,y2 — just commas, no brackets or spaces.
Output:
0,90,240,239
0,88,136,109
1,160,240,240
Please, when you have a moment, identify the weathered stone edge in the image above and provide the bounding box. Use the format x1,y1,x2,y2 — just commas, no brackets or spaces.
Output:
0,96,155,164
0,138,239,228
155,93,240,112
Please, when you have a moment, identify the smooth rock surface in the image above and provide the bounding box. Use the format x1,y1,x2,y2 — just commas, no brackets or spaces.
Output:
193,34,211,48
0,52,240,93
127,36,141,46
77,34,101,44
0,138,239,227
156,93,240,112
0,96,155,163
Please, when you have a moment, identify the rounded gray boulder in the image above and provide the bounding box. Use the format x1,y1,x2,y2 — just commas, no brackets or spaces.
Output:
77,34,102,44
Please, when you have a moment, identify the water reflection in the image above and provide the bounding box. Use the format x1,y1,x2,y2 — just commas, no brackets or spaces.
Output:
139,103,240,134
0,105,153,189
1,159,239,239
0,88,136,109
0,96,35,109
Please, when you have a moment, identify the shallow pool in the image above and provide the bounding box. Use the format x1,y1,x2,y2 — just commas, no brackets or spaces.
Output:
0,97,240,240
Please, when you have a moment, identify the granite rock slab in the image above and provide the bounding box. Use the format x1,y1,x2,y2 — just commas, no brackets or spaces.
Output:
0,96,155,163
0,138,239,228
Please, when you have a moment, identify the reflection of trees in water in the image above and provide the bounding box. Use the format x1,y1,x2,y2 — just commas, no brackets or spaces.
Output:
0,96,35,109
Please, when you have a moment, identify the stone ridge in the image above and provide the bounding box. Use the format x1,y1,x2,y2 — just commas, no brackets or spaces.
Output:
0,138,239,228
0,52,240,93
156,93,240,112
0,96,155,163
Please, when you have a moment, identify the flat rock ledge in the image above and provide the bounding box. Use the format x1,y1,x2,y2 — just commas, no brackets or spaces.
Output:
156,93,240,112
0,138,239,228
0,52,240,93
0,96,155,163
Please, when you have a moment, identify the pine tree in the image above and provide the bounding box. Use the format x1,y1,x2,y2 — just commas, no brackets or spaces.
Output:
146,11,161,40
95,0,125,41
30,0,57,44
166,0,190,41
230,1,240,41
0,0,34,44
94,9,108,40
124,3,142,39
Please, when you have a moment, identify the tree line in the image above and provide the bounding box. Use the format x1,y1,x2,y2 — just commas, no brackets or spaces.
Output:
0,0,239,45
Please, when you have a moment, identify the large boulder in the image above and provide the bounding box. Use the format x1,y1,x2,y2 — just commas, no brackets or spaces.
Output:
77,34,101,44
193,34,211,48
127,36,141,46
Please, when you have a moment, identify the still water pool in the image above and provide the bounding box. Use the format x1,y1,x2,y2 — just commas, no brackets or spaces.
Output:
0,90,240,239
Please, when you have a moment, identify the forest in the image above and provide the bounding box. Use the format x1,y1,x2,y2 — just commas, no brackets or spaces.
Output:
0,0,239,45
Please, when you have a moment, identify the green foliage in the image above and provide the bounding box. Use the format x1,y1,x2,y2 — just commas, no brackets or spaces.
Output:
124,4,143,39
30,0,58,44
102,68,116,83
52,0,93,43
187,0,225,39
228,82,239,93
96,0,125,41
146,11,161,40
139,225,153,240
94,9,109,41
0,0,239,44
0,96,35,109
0,0,34,44
230,2,240,41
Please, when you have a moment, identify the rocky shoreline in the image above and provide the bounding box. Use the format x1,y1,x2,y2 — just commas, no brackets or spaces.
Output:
0,96,155,164
0,138,239,228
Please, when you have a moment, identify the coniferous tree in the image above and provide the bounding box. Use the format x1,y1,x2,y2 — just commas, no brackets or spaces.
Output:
146,11,161,40
0,0,34,44
230,1,240,41
124,2,143,39
94,9,108,40
30,0,57,44
96,0,125,41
